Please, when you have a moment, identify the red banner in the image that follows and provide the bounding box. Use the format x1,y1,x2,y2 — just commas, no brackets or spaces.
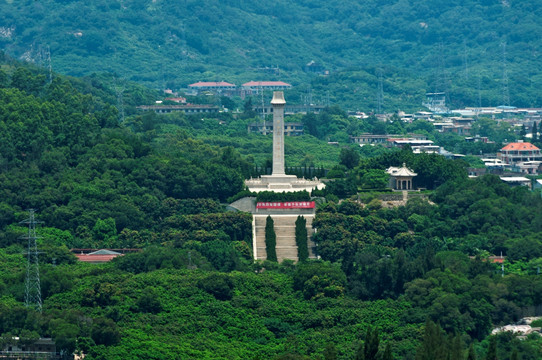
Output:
256,201,315,209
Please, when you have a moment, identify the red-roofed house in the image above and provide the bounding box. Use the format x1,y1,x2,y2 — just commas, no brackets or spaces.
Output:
188,81,236,95
241,81,292,95
165,97,187,103
74,249,123,263
498,141,542,165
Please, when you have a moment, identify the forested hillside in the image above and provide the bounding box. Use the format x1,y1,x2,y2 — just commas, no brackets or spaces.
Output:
1,0,542,109
1,56,542,359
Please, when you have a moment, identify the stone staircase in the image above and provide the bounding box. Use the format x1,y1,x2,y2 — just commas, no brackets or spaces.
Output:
253,214,316,262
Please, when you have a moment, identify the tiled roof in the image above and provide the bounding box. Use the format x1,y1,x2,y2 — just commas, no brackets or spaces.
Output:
501,142,540,151
75,253,123,263
165,97,186,102
188,81,236,87
89,249,122,255
242,81,292,87
387,163,417,177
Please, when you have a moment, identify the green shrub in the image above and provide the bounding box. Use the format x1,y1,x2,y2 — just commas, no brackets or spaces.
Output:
197,273,234,301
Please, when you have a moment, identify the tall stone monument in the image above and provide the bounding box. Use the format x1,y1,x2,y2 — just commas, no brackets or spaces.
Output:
271,91,286,176
245,91,325,193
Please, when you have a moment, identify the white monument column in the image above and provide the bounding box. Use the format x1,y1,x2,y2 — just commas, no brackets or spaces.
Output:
243,91,324,193
271,91,286,175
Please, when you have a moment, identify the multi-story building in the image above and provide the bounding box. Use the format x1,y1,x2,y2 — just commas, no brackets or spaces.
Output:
241,81,292,96
137,104,220,114
498,141,542,165
188,81,237,95
248,122,304,136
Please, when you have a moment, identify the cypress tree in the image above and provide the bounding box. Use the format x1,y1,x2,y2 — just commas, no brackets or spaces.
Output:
510,348,518,360
382,343,393,360
295,215,309,262
485,336,497,360
467,343,477,360
323,343,337,360
449,333,462,360
354,342,364,360
532,121,538,142
467,343,476,360
363,327,380,360
265,215,277,262
416,320,447,360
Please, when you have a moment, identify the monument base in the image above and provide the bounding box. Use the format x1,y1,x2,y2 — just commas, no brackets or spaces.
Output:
245,175,325,193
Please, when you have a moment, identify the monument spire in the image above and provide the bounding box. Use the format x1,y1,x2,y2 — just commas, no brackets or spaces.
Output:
271,91,286,175
244,92,324,193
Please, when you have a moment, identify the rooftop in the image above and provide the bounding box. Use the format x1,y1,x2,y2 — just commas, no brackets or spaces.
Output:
387,163,417,177
501,142,540,151
242,81,292,87
188,81,236,88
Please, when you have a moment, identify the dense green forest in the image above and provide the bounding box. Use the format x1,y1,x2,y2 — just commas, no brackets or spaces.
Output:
1,0,542,109
0,56,542,359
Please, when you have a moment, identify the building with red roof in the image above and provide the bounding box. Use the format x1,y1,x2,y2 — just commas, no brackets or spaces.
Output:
165,97,187,103
72,249,140,263
74,249,123,263
498,141,542,166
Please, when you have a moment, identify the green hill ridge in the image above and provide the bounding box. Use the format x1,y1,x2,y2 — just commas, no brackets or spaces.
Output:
1,0,542,109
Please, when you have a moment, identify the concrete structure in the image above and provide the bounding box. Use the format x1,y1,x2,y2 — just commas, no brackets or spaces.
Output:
137,104,220,114
1,337,58,359
498,141,542,165
164,97,187,103
229,198,318,262
248,122,304,136
351,133,428,146
423,92,448,113
387,163,417,190
188,81,236,95
271,91,286,175
241,81,292,95
245,91,325,193
304,60,327,75
238,92,325,262
253,103,326,115
72,248,140,263
500,176,531,188
253,214,316,262
389,139,435,148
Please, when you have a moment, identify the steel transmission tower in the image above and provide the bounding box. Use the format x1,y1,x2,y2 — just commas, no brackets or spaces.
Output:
376,68,384,114
114,77,126,123
501,41,510,106
43,45,52,84
21,209,42,312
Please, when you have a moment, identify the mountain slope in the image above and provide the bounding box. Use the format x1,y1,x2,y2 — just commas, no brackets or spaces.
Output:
1,0,541,109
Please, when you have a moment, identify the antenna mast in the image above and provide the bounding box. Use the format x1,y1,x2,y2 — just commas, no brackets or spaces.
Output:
21,209,42,312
